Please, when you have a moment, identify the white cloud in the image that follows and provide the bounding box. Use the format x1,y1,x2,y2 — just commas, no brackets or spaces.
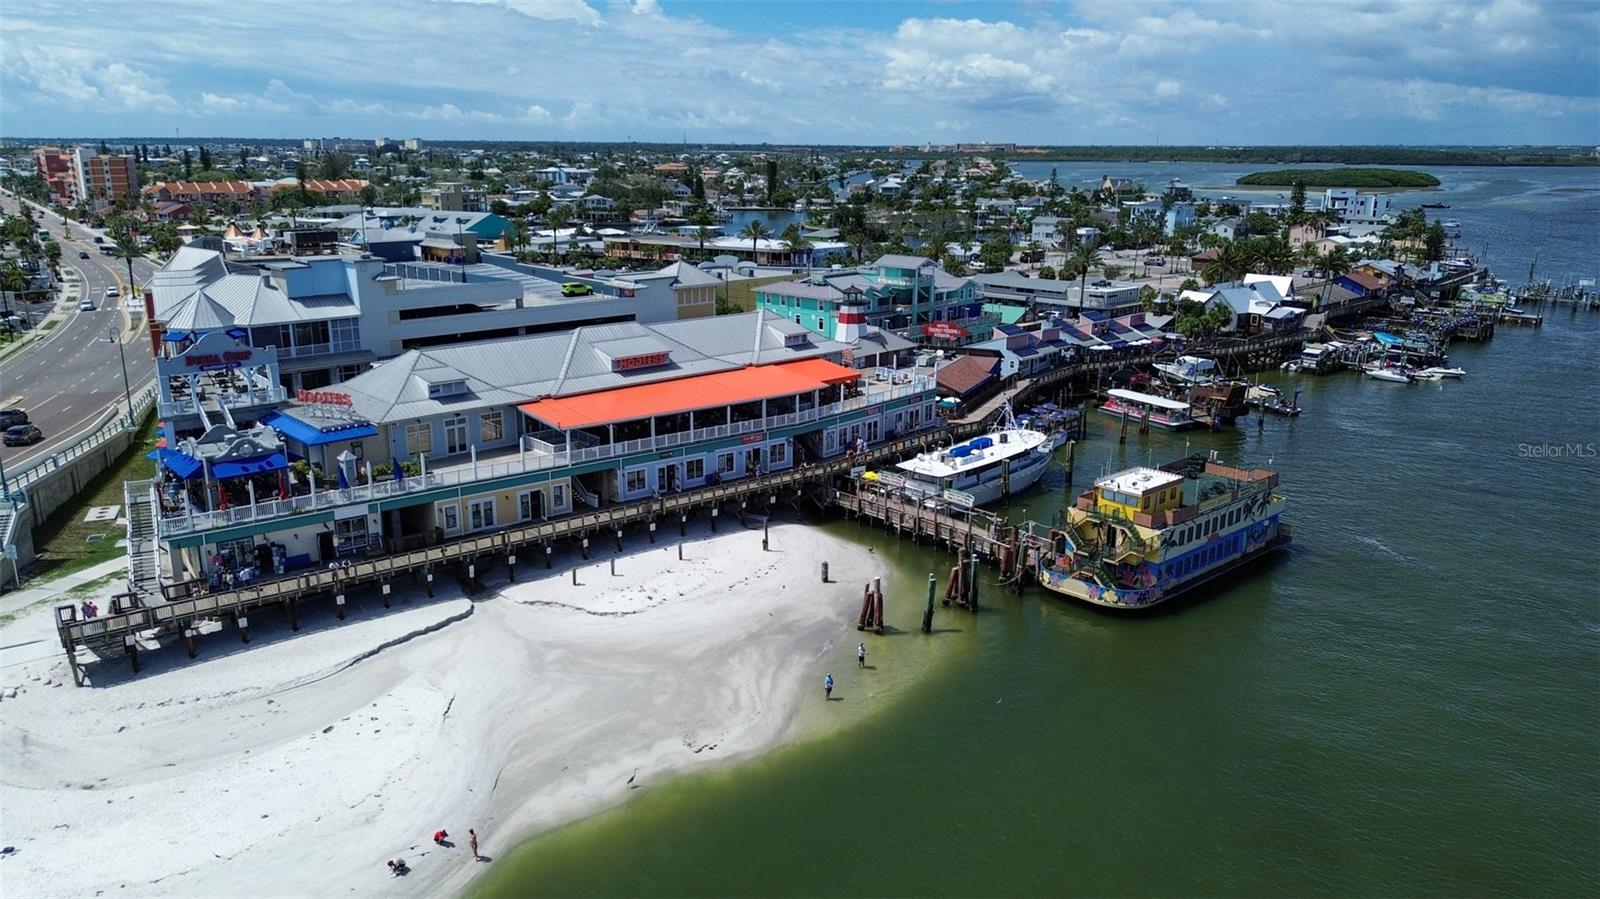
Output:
522,104,553,123
503,0,601,26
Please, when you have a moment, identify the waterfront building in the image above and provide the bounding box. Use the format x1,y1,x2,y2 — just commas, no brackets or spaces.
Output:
145,247,672,395
140,310,938,588
755,255,988,344
600,232,850,267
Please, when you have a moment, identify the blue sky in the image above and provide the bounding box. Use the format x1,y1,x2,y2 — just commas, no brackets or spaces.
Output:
2,0,1596,145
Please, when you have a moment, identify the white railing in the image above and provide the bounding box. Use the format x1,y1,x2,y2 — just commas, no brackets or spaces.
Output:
157,385,288,420
156,382,935,537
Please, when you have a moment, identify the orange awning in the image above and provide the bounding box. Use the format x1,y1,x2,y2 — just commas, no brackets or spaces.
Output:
519,358,861,430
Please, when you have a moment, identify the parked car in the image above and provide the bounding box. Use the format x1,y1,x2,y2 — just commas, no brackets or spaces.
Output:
2,424,44,446
78,250,90,259
0,408,28,429
560,282,593,297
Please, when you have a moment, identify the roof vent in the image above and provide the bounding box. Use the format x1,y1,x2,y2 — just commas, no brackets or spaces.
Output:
260,273,275,290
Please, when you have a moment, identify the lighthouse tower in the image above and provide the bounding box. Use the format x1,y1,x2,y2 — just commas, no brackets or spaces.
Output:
834,284,868,343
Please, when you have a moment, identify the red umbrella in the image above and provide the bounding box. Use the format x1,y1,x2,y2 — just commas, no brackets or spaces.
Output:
217,483,230,511
278,472,290,501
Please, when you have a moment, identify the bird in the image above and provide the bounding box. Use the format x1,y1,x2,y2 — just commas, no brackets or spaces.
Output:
625,768,637,786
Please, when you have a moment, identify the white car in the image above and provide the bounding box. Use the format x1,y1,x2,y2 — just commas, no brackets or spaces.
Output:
79,298,95,311
104,286,118,297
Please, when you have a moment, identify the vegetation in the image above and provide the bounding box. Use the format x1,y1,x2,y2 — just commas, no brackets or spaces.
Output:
28,415,158,580
1236,168,1440,188
904,145,1597,167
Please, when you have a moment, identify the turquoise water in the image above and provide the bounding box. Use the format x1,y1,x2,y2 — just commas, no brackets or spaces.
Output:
473,169,1599,896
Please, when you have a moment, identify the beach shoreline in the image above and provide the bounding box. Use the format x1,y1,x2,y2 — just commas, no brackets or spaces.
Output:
0,521,889,899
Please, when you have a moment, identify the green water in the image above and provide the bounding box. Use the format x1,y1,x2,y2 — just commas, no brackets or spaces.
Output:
475,313,1599,897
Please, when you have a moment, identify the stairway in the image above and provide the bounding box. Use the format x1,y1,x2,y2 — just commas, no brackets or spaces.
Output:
124,482,161,596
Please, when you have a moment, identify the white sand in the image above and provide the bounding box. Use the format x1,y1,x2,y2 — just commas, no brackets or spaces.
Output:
0,522,887,898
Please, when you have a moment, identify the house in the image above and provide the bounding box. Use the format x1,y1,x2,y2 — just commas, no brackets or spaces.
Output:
755,256,985,343
1030,216,1066,246
935,354,1001,402
1184,279,1301,334
149,201,193,222
144,180,260,207
964,321,1077,379
268,178,369,203
1162,202,1196,236
1209,217,1245,241
1336,269,1387,297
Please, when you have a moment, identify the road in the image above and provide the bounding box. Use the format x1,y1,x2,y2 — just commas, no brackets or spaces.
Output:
0,193,161,473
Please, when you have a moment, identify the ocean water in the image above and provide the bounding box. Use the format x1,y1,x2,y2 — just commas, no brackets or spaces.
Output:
472,171,1599,897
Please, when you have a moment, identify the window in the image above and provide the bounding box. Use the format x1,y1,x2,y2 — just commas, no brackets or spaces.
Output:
336,363,366,382
518,490,543,520
445,415,468,455
440,503,460,533
405,421,430,455
717,452,735,474
468,498,495,532
552,484,566,510
481,411,504,443
866,420,880,442
330,317,360,353
768,441,787,465
625,469,647,493
686,458,705,480
334,516,368,554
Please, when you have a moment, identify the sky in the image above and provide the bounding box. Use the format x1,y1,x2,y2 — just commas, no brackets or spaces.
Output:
2,0,1597,146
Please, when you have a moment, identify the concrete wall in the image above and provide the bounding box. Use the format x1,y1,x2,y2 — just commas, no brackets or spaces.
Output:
5,415,144,575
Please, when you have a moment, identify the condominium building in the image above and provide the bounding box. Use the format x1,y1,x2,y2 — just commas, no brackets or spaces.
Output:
754,255,991,344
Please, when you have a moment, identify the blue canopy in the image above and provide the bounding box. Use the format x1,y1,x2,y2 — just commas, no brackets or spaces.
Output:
156,448,203,479
260,410,377,446
213,453,288,480
162,330,192,343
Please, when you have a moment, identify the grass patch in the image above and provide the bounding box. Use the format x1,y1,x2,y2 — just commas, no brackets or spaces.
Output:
27,414,158,581
40,320,59,332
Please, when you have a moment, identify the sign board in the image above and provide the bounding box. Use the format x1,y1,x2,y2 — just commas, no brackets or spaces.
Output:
612,351,671,372
921,321,969,340
164,331,271,377
876,471,907,488
849,465,866,479
296,389,353,406
740,432,767,445
942,488,976,509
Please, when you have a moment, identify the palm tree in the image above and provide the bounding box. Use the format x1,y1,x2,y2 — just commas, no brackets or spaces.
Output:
1317,247,1353,308
689,206,716,259
739,219,771,264
546,205,571,261
779,223,812,267
111,222,141,299
1200,241,1248,285
1064,242,1102,307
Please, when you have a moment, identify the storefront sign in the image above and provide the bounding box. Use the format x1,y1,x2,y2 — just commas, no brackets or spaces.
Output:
612,351,671,371
921,321,969,340
740,432,767,445
185,350,255,370
296,389,353,406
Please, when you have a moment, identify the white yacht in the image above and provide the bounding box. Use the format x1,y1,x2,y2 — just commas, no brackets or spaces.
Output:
894,413,1052,507
1153,355,1219,384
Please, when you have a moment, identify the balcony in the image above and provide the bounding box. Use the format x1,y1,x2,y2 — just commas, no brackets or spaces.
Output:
158,385,288,420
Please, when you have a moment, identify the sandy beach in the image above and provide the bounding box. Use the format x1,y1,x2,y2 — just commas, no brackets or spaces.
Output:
0,521,888,898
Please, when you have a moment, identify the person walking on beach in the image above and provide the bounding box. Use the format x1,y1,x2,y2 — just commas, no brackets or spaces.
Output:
469,829,480,861
858,642,866,668
824,673,834,700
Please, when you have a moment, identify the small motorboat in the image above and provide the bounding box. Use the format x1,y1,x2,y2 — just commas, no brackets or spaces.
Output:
1420,366,1465,378
1365,367,1413,383
1421,202,1450,209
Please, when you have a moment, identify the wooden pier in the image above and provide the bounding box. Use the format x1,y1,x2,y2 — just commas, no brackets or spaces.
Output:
54,430,950,682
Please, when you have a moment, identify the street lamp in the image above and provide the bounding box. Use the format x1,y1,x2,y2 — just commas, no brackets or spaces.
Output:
108,327,134,427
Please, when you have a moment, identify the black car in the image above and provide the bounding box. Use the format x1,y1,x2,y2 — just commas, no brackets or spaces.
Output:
0,408,28,429
79,250,91,259
2,424,43,446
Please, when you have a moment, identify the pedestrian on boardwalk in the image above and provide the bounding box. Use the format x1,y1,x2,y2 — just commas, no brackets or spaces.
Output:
469,829,480,861
858,643,866,668
824,673,834,700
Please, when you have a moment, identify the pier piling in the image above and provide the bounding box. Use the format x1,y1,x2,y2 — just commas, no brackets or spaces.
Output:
238,614,249,643
507,554,516,583
857,582,873,631
873,577,885,635
678,543,684,561
288,596,300,631
425,570,434,597
821,561,829,583
572,567,579,585
183,625,197,659
335,592,346,620
922,572,935,633
381,582,391,607
581,537,590,560
615,529,623,552
679,513,687,536
545,544,552,569
610,558,617,577
710,506,719,532
125,636,139,674
649,520,657,544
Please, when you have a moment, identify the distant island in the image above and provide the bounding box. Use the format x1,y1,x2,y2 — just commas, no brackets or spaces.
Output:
1235,168,1442,188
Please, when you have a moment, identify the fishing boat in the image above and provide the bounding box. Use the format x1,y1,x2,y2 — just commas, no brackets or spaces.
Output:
894,407,1051,507
1153,355,1218,384
1034,455,1291,610
1421,202,1450,209
1419,366,1465,378
1364,366,1414,383
1099,388,1194,430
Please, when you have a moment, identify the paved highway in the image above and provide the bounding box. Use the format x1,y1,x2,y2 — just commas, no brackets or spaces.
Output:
0,193,161,472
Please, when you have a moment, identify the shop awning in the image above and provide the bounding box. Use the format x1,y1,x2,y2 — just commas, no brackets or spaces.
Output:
261,410,378,446
519,358,861,430
212,453,288,479
155,448,203,479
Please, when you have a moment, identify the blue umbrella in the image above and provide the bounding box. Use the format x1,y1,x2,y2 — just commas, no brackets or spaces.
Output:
337,465,350,491
392,458,405,486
